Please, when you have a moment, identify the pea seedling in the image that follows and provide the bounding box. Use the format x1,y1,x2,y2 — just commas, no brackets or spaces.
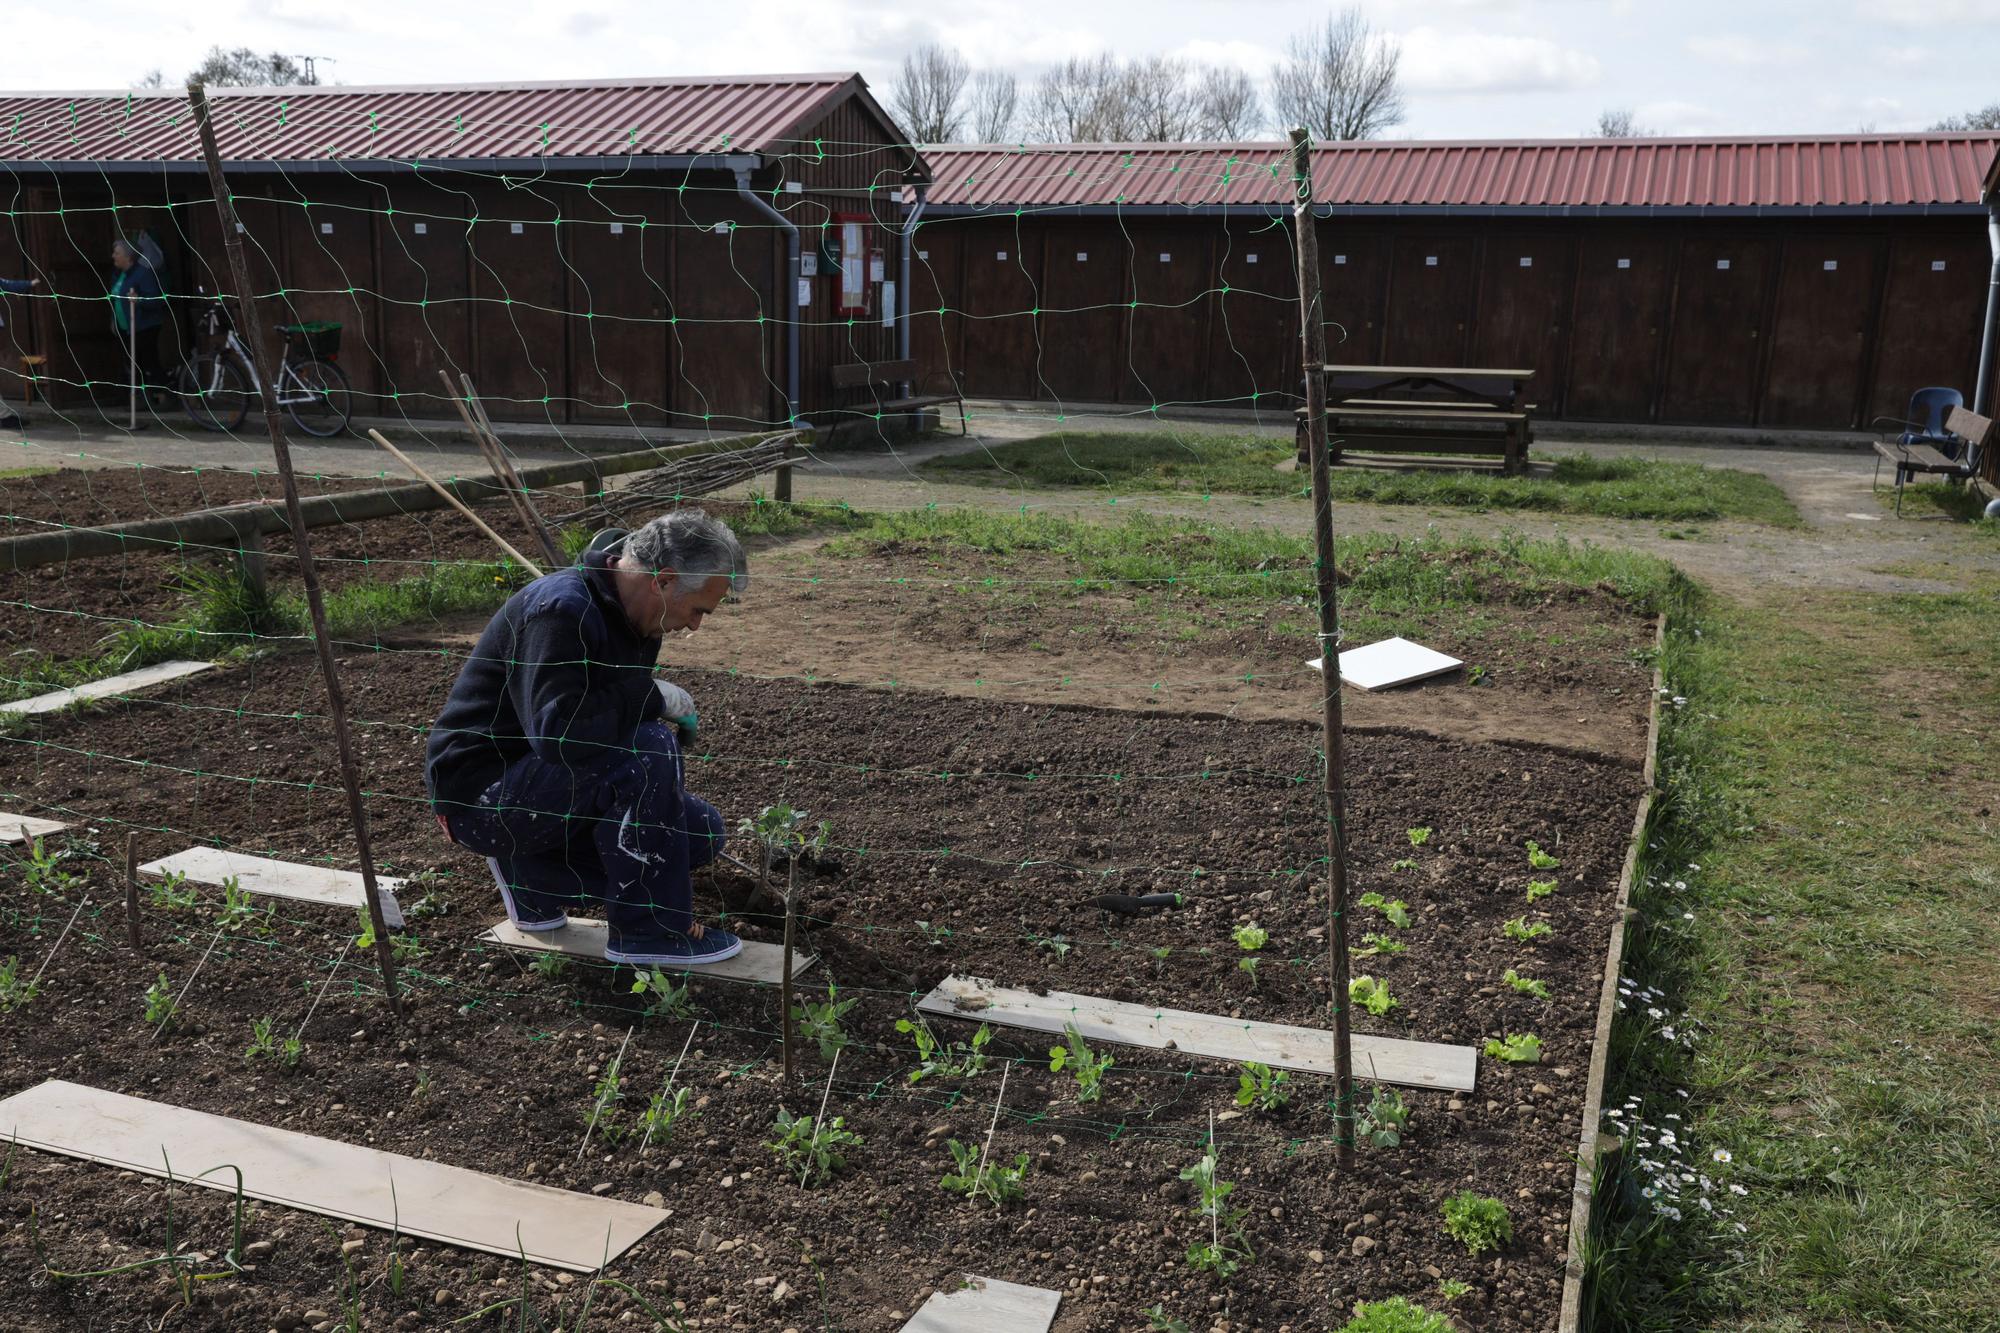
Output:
243,1016,302,1069
1048,1023,1114,1103
630,968,695,1020
1440,1191,1514,1254
529,952,570,979
149,869,199,912
793,981,857,1062
1146,1306,1191,1333
1234,1061,1289,1111
1502,917,1552,942
1526,840,1560,870
215,877,270,935
738,803,832,1091
767,1108,862,1187
1502,968,1550,1000
142,971,175,1030
1349,975,1397,1016
19,835,82,895
0,955,38,1012
639,1084,696,1147
895,1017,992,1083
940,1139,1028,1207
1356,1085,1410,1148
1181,1139,1253,1277
1484,1033,1543,1063
1358,891,1411,928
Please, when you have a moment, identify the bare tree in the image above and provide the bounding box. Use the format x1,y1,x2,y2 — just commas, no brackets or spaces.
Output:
890,43,971,145
967,69,1020,142
1269,8,1405,141
1026,54,1136,142
1195,66,1262,139
1932,103,2000,130
187,47,318,87
1123,56,1204,141
133,69,165,90
1594,107,1654,138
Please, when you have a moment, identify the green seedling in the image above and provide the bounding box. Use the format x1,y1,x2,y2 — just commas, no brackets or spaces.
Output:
1502,917,1552,942
1355,931,1406,958
1526,878,1556,903
1180,1142,1253,1277
1437,1278,1471,1299
941,1138,1028,1207
413,1068,435,1101
1484,1032,1544,1063
19,835,82,895
584,1055,627,1146
1234,1061,1289,1111
0,956,38,1013
1391,858,1419,871
1039,933,1074,962
1502,968,1550,1000
630,967,695,1020
529,952,570,979
1406,827,1432,847
1356,1085,1410,1149
767,1108,862,1187
1237,955,1261,986
215,877,270,935
1526,839,1560,870
390,932,427,962
1231,922,1267,952
1349,975,1397,1017
149,869,199,912
1441,1191,1514,1255
738,803,832,1090
793,982,857,1061
1150,945,1172,970
142,971,175,1030
1466,664,1488,686
639,1084,695,1147
915,920,951,949
1338,1295,1454,1332
1358,891,1411,928
1048,1023,1114,1103
896,1017,992,1083
1146,1306,1192,1333
352,909,376,951
243,1016,302,1069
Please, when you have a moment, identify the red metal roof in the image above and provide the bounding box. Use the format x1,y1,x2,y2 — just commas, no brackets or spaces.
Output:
0,74,899,165
918,134,2000,212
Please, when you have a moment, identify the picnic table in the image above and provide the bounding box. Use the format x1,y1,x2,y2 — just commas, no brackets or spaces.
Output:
1297,364,1535,473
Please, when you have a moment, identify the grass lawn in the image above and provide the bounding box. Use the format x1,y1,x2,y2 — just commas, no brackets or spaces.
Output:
920,430,1802,526
1874,478,2000,538
1589,572,2000,1330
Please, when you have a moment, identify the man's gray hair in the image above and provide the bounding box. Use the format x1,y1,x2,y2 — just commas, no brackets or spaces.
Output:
623,509,748,592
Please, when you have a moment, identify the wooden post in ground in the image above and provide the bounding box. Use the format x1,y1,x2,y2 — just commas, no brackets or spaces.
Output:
122,832,141,951
187,81,402,1020
1288,126,1355,1169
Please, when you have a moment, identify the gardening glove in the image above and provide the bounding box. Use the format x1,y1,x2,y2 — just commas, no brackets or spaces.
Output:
655,679,699,740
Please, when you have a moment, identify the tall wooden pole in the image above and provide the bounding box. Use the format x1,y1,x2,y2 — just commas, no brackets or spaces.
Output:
187,82,402,1019
1288,127,1354,1167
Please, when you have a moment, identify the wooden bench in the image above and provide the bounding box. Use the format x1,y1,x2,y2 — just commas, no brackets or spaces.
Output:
1296,365,1534,474
828,358,967,437
1873,404,1991,515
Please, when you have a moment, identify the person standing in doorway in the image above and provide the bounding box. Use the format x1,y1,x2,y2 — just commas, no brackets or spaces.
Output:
109,239,167,392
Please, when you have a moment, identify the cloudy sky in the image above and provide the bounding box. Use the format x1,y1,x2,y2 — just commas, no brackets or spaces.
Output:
17,0,2000,139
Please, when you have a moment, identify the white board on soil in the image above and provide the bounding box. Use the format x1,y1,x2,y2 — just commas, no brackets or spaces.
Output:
1,814,68,842
138,847,406,929
1307,636,1462,691
0,1081,664,1272
479,916,815,986
901,1275,1062,1333
919,975,1477,1093
0,660,216,716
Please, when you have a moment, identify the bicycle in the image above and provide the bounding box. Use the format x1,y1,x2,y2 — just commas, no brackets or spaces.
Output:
179,297,354,438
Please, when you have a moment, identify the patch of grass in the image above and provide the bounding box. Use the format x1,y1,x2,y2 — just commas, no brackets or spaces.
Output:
1876,479,2000,536
1585,578,2000,1330
921,431,1801,525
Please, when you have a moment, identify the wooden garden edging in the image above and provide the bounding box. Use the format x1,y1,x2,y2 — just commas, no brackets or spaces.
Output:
1556,612,1668,1333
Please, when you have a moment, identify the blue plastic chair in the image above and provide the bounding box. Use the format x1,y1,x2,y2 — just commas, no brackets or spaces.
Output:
1898,386,1965,457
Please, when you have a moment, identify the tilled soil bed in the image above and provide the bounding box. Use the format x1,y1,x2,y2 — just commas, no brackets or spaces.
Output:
0,639,1646,1332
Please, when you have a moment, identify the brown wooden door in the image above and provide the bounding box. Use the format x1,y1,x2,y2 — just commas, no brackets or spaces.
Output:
670,189,779,430
566,183,670,426
1565,235,1673,420
1316,224,1390,364
1037,223,1123,402
374,180,472,419
1382,235,1474,367
1123,224,1212,406
906,221,962,395
1469,234,1572,413
958,222,1040,400
277,183,383,408
0,190,39,404
1866,230,1988,425
1659,234,1776,425
1761,236,1884,428
467,184,566,423
1208,221,1299,417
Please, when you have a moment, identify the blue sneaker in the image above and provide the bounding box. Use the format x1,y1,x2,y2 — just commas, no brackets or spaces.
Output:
604,924,744,967
488,858,569,933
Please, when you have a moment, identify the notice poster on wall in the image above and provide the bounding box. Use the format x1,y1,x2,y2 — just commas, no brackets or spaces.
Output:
838,216,868,313
881,280,896,326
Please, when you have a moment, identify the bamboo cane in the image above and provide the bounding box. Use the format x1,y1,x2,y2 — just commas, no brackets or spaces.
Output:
364,429,543,576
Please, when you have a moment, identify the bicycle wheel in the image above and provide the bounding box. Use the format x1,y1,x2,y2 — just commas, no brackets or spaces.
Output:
178,354,251,432
283,358,353,438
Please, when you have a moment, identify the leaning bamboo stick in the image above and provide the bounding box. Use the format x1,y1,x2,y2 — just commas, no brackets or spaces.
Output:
461,375,562,565
364,429,544,577
440,370,548,559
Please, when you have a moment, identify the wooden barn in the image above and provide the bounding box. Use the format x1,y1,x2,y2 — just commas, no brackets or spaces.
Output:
0,75,925,431
905,135,2000,432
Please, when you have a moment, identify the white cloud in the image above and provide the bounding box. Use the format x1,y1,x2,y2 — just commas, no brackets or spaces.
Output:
1634,100,1730,135
1851,0,2000,22
1398,26,1602,95
1170,38,1283,74
1686,34,1809,66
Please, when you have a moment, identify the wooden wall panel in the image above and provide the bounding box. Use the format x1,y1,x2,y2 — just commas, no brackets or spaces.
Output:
1469,232,1573,412
1207,220,1299,414
373,179,472,419
1659,233,1776,425
1382,235,1475,367
1867,230,1989,424
1762,236,1884,428
957,221,1041,400
1565,235,1673,420
565,181,670,426
1037,222,1123,402
1123,222,1213,407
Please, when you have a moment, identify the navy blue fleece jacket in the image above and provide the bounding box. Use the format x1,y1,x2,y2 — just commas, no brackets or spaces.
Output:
425,547,664,815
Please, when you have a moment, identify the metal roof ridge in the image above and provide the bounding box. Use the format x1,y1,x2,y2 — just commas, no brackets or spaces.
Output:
0,73,860,100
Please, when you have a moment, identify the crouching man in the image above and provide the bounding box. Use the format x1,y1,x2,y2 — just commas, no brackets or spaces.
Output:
425,510,745,965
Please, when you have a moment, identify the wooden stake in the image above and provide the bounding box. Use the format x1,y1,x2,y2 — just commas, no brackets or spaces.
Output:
975,1060,1012,1208
364,428,543,576
639,1023,699,1155
440,370,558,567
459,373,563,567
123,832,141,951
798,1046,843,1186
186,81,402,1021
781,856,797,1094
1288,126,1355,1169
578,1025,636,1161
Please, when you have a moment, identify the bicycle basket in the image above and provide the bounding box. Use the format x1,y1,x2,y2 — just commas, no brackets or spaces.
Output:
280,321,343,360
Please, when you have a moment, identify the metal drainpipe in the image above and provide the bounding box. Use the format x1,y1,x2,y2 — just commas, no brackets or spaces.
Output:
1976,199,2000,418
899,184,928,395
734,166,801,427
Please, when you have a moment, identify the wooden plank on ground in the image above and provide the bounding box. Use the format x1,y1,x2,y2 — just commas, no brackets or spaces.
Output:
0,1081,666,1271
918,975,1477,1093
0,660,216,716
902,1275,1062,1333
1,813,68,842
138,847,406,929
478,916,815,985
